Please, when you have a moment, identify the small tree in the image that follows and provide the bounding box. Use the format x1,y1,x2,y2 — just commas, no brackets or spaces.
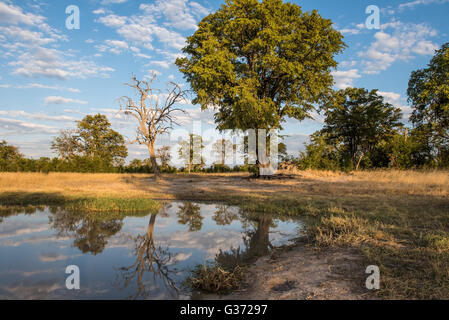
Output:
178,134,205,173
322,88,402,170
50,130,78,160
0,140,22,171
156,146,172,169
51,114,127,167
118,74,186,180
212,139,233,166
0,140,22,161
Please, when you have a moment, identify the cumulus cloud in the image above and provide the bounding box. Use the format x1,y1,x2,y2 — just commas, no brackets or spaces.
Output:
8,47,115,79
0,117,57,135
44,96,88,105
0,2,114,79
399,0,449,10
101,0,128,4
97,39,130,55
1,83,80,93
332,69,361,89
96,1,199,55
0,110,77,122
93,8,107,15
359,22,439,74
378,91,412,120
140,0,210,30
0,1,45,26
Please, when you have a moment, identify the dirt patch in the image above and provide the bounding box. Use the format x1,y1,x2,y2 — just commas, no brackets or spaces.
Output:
205,244,375,300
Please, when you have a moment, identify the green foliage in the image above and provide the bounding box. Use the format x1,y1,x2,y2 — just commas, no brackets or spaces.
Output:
51,114,128,167
321,88,403,170
178,134,205,172
176,0,345,174
0,140,23,171
299,131,348,170
408,43,449,167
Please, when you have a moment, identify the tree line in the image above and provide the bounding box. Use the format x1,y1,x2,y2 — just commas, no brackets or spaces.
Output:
298,43,449,170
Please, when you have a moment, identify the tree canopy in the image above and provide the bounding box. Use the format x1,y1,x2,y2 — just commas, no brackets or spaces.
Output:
321,88,403,170
176,0,345,133
51,114,128,167
0,140,22,162
408,42,449,164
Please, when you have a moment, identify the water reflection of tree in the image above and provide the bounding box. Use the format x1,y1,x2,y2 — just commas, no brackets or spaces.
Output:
177,203,203,232
115,212,179,299
0,206,41,224
216,215,274,269
49,209,123,255
212,204,238,226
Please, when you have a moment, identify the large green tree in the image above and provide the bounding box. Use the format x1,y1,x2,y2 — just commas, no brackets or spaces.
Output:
51,114,128,167
407,43,449,166
176,0,345,175
322,88,403,170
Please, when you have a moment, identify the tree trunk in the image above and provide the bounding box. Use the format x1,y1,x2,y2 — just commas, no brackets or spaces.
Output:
148,143,160,180
355,152,364,171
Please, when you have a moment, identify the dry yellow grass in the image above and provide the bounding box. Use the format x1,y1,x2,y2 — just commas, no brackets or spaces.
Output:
0,172,156,198
1,170,448,200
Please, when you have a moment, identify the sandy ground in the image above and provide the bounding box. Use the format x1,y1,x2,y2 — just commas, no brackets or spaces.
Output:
204,242,374,300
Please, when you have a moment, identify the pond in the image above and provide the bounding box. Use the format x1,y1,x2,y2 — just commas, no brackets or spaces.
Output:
0,202,303,299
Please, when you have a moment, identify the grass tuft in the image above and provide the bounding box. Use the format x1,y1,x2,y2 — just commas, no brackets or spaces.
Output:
186,264,244,294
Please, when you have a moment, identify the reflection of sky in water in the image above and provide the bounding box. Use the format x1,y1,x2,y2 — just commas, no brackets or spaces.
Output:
0,202,302,300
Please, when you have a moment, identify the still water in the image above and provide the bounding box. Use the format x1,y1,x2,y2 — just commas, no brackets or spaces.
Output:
0,202,302,299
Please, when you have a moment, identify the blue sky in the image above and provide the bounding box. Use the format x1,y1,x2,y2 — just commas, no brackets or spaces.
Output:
0,0,448,161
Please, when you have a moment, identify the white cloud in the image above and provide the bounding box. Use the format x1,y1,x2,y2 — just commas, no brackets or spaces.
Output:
97,6,188,52
332,69,361,89
0,2,45,26
147,60,171,69
2,83,80,93
399,0,449,10
0,3,114,80
0,110,77,122
339,28,361,35
101,0,128,5
190,1,210,16
0,26,55,45
0,117,57,135
93,8,106,15
100,39,129,54
378,91,412,120
44,96,88,105
139,0,208,30
359,22,439,74
9,47,114,79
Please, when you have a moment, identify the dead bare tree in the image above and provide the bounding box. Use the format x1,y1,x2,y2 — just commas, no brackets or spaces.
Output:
118,74,186,180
